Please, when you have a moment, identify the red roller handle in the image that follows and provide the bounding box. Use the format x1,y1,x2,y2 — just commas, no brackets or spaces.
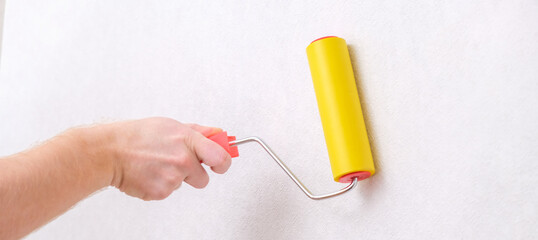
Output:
208,131,239,158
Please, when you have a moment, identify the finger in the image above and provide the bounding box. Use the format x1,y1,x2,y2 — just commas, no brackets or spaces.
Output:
210,157,232,174
186,124,232,173
185,123,222,137
186,131,232,174
184,162,210,189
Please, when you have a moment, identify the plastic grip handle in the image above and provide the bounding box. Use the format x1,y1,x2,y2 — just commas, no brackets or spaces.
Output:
208,131,239,158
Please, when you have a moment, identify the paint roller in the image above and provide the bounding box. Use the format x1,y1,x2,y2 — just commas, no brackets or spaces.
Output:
208,36,375,200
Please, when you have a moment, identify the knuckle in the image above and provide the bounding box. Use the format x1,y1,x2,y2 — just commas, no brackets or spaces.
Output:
142,194,152,201
150,188,171,200
148,117,168,127
165,174,181,186
183,130,197,147
174,152,194,168
179,157,194,169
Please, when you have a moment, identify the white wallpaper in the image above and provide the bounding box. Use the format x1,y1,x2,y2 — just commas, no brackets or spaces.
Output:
1,1,537,239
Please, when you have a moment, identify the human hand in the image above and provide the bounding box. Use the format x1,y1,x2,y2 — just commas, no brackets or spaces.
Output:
102,117,232,200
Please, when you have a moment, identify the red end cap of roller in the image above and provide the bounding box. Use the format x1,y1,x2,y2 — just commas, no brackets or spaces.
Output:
338,171,371,183
311,36,338,44
208,131,239,158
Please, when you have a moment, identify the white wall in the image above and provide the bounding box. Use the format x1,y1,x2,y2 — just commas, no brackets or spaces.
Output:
1,1,537,239
0,0,6,60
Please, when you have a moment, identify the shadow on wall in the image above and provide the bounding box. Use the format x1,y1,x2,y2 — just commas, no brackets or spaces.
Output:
347,44,385,202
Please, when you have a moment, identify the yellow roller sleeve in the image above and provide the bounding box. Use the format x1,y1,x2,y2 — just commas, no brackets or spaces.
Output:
306,36,375,183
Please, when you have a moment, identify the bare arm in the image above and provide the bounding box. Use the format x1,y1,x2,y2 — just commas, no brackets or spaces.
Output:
0,117,231,239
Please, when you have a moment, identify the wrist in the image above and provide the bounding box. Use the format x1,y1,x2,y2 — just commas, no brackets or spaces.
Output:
66,125,118,189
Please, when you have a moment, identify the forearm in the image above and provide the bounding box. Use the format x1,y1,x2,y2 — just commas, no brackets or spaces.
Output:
0,127,114,239
0,117,231,239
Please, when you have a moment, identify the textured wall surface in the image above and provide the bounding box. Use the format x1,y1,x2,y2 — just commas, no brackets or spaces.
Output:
1,1,537,239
